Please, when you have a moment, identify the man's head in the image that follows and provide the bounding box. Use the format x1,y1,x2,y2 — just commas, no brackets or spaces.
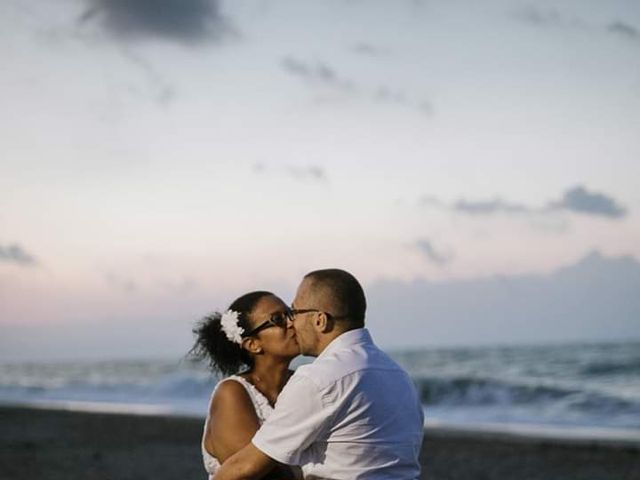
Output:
290,268,366,356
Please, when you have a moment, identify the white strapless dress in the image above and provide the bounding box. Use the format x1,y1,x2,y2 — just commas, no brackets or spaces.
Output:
201,375,274,479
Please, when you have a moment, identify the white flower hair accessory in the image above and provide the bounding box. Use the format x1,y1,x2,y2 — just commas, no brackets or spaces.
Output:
220,309,245,345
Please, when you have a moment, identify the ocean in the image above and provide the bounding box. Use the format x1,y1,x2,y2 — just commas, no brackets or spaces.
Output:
1,341,639,441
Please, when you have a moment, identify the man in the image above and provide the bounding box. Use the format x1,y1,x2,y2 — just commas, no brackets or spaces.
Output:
215,269,424,480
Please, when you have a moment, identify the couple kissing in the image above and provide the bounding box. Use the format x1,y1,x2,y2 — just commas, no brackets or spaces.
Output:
191,268,424,480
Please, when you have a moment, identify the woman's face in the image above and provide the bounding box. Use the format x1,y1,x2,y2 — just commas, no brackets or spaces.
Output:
247,295,299,359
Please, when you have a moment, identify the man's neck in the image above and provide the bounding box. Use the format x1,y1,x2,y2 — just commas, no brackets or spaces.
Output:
315,326,360,356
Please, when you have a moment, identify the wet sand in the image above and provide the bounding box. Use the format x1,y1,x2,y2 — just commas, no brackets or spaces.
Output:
1,405,639,480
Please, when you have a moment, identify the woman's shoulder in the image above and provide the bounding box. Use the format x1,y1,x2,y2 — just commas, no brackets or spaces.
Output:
210,376,254,413
213,375,252,397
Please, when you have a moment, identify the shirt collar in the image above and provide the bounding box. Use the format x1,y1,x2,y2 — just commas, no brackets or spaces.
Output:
317,328,372,360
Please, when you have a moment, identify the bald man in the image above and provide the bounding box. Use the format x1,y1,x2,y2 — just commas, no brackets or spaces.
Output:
215,269,424,480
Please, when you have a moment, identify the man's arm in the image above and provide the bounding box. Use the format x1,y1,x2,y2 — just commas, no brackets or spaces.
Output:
216,374,328,480
214,442,276,480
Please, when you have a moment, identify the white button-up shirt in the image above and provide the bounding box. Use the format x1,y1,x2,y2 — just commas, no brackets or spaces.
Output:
252,328,424,480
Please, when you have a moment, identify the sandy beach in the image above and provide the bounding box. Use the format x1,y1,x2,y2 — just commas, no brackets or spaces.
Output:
1,405,639,480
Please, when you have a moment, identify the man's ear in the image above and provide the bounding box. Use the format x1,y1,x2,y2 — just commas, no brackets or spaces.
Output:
242,337,263,355
315,312,332,333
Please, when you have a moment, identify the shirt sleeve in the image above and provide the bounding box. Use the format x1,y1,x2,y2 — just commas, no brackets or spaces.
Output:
251,373,330,465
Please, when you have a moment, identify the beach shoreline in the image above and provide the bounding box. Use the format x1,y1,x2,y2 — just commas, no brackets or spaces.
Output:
1,405,639,480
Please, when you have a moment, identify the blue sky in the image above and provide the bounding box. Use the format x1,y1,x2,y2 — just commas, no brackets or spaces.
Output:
1,0,639,359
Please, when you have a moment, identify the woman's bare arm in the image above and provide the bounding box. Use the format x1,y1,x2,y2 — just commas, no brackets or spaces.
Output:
206,380,260,462
205,381,298,480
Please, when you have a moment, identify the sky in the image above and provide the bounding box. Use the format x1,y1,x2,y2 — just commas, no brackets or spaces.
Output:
1,0,639,360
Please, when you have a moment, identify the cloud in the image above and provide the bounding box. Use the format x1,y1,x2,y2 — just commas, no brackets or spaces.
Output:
281,56,433,116
415,239,453,265
373,86,433,116
0,244,37,266
118,47,176,106
512,5,582,28
82,0,232,44
161,277,197,294
367,251,640,348
419,195,444,208
607,21,639,39
280,56,354,91
351,42,386,57
420,195,533,215
453,198,532,215
374,86,406,104
550,186,627,218
254,163,327,182
421,185,627,220
514,6,638,41
105,272,137,293
514,6,561,26
417,101,434,116
286,166,327,182
252,162,267,174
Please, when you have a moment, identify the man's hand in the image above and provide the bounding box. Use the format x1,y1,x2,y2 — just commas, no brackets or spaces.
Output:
214,442,277,480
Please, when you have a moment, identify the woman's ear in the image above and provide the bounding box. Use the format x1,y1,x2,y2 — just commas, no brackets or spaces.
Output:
242,337,263,355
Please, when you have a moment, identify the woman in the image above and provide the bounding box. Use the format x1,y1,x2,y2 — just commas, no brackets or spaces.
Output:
191,291,300,479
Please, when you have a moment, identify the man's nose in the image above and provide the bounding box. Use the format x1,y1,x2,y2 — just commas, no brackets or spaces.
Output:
286,315,294,328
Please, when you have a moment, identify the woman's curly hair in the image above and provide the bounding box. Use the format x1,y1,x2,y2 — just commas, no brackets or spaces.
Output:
190,291,273,376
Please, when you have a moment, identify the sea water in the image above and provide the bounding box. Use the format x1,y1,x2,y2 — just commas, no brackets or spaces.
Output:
1,341,639,440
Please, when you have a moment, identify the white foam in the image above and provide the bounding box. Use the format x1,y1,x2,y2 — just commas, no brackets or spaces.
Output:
424,418,640,444
1,398,178,416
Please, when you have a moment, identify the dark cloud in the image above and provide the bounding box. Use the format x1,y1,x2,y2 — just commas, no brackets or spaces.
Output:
420,195,533,215
0,244,37,266
280,57,354,91
82,0,232,44
415,239,452,265
420,186,627,220
453,198,531,215
607,21,639,39
550,186,627,219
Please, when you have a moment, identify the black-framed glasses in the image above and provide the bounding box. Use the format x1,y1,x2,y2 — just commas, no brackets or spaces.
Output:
244,310,292,337
289,308,348,321
289,308,322,317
